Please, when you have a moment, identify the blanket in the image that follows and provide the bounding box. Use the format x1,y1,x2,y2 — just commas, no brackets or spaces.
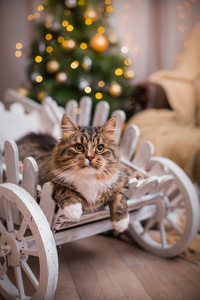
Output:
127,22,200,185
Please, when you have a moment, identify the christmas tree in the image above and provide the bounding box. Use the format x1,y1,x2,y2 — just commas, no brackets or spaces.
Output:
26,0,134,114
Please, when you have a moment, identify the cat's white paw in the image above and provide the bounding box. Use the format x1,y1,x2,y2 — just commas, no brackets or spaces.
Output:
63,203,82,220
111,214,130,232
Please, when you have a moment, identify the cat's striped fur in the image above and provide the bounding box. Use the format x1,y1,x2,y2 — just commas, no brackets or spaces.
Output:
17,116,130,232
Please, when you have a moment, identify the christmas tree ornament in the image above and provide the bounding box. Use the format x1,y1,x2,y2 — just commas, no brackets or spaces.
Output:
16,87,28,96
37,91,47,102
82,56,92,71
84,8,98,21
46,60,60,73
79,78,89,90
39,42,46,54
124,69,135,79
109,82,122,97
56,72,68,83
90,34,109,52
65,0,77,8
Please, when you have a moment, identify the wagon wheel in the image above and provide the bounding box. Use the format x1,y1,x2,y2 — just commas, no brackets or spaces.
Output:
128,157,200,258
0,183,58,300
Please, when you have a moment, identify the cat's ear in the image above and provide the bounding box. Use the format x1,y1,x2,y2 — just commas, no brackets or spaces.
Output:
61,115,78,137
100,117,116,139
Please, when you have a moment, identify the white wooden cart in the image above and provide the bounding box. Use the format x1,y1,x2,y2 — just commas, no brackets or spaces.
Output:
0,89,199,300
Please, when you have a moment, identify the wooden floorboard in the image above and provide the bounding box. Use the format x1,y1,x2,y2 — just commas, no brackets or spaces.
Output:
0,234,200,299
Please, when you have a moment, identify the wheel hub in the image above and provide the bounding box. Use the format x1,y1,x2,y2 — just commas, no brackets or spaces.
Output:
0,231,28,267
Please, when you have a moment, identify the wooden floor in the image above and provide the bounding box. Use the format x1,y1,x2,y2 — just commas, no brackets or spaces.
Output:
52,234,200,300
0,234,200,300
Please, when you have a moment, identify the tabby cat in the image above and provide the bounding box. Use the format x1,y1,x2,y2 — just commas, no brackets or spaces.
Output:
17,115,130,232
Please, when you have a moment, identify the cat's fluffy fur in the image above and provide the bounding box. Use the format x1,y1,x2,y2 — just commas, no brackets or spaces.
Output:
17,116,130,232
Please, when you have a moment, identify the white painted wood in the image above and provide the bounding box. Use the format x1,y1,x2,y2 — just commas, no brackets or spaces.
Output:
0,147,3,184
42,96,65,124
4,140,19,185
111,109,126,144
129,157,200,257
10,103,25,115
120,125,140,161
78,96,92,126
92,101,110,126
0,183,58,300
22,157,39,200
132,141,155,169
4,88,42,113
40,182,56,228
65,100,78,124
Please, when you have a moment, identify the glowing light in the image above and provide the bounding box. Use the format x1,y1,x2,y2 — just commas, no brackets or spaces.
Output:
124,58,132,66
71,61,79,69
62,20,69,27
98,27,105,34
62,40,68,47
15,51,22,57
37,5,44,11
98,81,105,87
75,108,82,114
85,18,92,25
80,43,87,49
45,33,52,40
176,53,184,61
46,46,53,53
65,10,71,16
78,0,85,5
184,1,190,7
121,46,129,53
95,92,103,99
115,68,123,76
35,56,42,63
184,41,190,47
105,0,111,4
36,75,43,83
16,43,23,49
67,25,74,31
34,12,40,19
177,5,183,11
68,39,76,49
106,6,113,12
84,86,92,93
58,36,64,43
27,14,34,21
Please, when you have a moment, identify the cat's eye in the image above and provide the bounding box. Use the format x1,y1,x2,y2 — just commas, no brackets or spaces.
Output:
75,144,84,152
96,144,104,153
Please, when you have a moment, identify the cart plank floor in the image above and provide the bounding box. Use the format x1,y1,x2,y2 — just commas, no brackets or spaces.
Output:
1,234,200,300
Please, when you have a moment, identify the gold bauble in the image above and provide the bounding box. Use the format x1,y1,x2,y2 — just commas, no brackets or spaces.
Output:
16,87,28,96
109,82,122,97
90,34,109,53
84,8,98,21
56,72,68,83
124,69,135,79
46,60,60,73
37,91,47,102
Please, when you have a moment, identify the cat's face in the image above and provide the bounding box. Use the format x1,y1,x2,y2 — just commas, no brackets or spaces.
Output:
51,116,120,183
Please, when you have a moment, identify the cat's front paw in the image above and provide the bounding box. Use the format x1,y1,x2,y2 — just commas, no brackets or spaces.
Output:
111,214,130,232
63,203,83,220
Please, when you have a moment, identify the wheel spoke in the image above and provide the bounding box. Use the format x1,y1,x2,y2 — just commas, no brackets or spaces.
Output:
142,218,156,235
21,260,39,290
166,214,183,235
21,248,39,257
4,199,14,232
14,265,26,299
159,221,167,248
0,261,7,279
0,219,7,233
16,217,28,241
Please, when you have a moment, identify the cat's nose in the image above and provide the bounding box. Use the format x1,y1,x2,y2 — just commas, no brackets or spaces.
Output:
86,155,94,162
